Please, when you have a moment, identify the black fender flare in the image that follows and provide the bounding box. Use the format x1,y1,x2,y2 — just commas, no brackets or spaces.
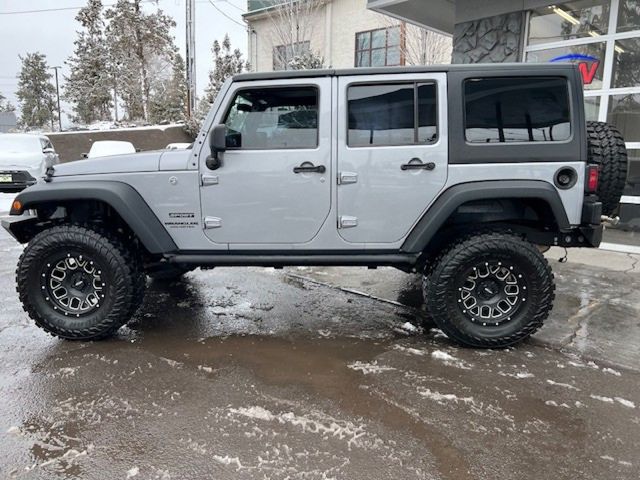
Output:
401,180,571,253
10,181,177,254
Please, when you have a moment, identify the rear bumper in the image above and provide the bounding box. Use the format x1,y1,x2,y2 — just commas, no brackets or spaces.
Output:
0,170,37,193
579,197,603,248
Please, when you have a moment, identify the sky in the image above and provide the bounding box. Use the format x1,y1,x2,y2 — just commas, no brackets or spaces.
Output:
0,0,249,126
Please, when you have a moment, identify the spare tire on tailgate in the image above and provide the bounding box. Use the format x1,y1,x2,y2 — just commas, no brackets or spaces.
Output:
586,121,628,215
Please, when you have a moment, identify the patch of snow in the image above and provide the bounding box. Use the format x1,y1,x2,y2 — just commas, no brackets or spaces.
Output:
59,367,78,376
392,345,427,356
590,394,614,404
430,328,447,339
0,193,15,214
213,455,243,470
399,322,418,332
418,388,475,405
614,397,636,409
546,379,580,391
317,330,332,338
601,455,633,467
348,361,396,375
230,406,275,421
498,371,534,379
6,426,20,435
159,357,182,368
228,406,370,449
431,350,472,370
198,365,214,374
126,467,139,478
602,367,622,376
545,400,571,408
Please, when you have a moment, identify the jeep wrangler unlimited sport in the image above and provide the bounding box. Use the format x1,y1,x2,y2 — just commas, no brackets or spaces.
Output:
2,64,628,348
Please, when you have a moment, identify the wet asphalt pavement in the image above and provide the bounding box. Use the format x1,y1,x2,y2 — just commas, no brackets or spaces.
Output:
1,228,639,480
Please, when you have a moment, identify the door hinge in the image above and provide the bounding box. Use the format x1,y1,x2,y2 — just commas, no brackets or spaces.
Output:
201,174,219,186
338,172,358,185
338,216,358,228
203,216,222,229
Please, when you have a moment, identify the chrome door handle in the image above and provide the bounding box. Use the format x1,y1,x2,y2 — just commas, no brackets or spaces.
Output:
293,164,326,174
401,159,435,171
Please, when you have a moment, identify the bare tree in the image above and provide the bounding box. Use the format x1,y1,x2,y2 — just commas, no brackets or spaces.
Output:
403,23,452,65
265,0,326,70
382,19,452,66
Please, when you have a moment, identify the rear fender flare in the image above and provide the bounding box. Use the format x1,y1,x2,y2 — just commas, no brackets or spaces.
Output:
401,180,571,253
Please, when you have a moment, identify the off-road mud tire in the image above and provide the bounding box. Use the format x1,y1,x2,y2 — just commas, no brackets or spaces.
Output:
423,232,555,348
586,121,628,215
16,225,144,340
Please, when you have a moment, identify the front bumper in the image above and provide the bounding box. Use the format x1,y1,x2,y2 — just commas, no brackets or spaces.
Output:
1,214,39,243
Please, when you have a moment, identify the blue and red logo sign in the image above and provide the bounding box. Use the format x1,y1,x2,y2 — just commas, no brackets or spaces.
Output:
550,54,600,85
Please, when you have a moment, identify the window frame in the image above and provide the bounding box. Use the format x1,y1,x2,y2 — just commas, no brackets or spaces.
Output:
220,84,321,151
346,81,439,149
354,25,405,68
462,76,575,146
272,40,311,71
523,0,640,151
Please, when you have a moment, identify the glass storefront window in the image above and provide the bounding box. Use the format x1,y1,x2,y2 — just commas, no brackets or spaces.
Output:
585,96,601,120
624,149,640,195
617,0,640,32
528,0,611,45
607,93,640,142
526,42,607,89
612,37,640,87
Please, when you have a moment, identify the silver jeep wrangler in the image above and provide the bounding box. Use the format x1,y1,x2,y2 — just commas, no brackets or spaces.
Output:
2,64,628,348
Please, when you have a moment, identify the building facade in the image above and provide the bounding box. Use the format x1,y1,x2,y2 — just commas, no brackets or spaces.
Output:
244,0,452,72
369,0,640,228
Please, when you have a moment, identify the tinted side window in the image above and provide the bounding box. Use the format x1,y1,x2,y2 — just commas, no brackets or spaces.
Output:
464,77,571,143
223,87,318,150
348,83,438,147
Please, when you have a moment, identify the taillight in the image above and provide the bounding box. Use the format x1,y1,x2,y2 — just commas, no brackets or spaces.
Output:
586,165,599,193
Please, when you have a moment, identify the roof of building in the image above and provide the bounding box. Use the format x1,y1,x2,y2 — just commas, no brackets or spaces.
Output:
233,63,578,82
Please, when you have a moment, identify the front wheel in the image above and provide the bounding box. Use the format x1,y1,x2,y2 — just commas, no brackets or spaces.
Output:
17,225,145,340
423,232,555,348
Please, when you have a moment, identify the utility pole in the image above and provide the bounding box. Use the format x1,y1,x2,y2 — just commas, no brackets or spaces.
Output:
185,0,196,117
50,66,62,131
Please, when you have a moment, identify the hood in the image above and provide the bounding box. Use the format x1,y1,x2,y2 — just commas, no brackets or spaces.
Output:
0,152,45,170
52,151,164,177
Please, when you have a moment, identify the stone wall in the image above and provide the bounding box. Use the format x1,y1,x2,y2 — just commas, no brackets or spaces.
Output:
47,125,194,163
452,12,525,64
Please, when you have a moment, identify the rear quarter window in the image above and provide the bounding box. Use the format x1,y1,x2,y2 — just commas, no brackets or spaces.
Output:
464,77,571,144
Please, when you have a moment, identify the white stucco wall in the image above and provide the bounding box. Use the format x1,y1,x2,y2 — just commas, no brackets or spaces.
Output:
246,0,403,71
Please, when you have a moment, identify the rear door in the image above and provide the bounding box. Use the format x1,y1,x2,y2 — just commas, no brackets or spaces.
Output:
336,73,448,244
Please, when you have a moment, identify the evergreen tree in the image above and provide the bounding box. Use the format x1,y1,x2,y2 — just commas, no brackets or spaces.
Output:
105,0,177,121
16,52,57,130
64,0,113,125
186,35,246,135
149,52,187,124
0,92,15,112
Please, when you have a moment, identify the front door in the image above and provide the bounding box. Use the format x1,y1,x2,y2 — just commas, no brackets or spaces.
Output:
337,73,448,244
200,79,332,245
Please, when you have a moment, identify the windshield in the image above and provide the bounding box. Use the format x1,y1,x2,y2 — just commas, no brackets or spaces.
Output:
0,135,42,153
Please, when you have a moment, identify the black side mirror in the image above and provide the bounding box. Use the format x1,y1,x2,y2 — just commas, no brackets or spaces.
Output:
81,153,88,158
206,124,227,170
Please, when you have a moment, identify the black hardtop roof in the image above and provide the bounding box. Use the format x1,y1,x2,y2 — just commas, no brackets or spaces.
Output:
233,63,578,82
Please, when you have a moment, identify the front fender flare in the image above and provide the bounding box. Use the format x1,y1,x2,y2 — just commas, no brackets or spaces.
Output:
10,181,177,254
401,180,571,254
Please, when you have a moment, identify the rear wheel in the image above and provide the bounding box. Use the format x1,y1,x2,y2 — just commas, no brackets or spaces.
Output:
17,225,144,340
586,121,628,215
423,232,555,348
